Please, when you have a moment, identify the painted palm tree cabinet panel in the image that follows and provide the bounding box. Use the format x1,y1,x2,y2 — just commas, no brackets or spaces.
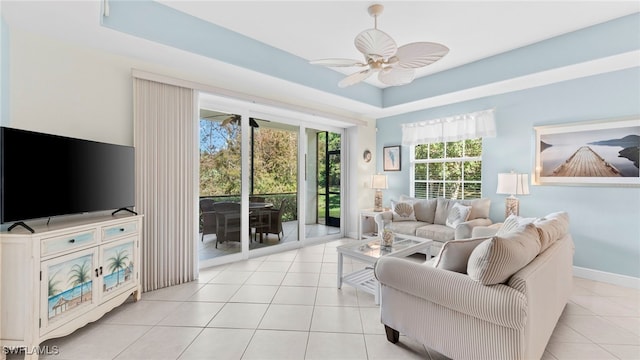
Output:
100,237,137,302
40,247,99,333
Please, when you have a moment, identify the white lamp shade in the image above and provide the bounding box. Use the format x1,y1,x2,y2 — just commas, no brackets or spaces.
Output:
371,174,388,189
496,173,530,195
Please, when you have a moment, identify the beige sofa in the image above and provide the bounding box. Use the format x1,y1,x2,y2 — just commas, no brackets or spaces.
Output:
374,212,573,360
374,197,492,253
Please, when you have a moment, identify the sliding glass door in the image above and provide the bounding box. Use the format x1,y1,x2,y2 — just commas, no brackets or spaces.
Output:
198,109,244,264
248,118,299,254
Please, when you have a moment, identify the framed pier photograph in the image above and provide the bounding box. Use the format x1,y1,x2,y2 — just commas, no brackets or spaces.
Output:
534,117,640,186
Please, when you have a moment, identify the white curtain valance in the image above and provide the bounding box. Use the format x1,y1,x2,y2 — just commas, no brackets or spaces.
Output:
401,109,496,145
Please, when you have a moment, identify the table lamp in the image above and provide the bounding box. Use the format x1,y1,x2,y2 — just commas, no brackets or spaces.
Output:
496,172,530,218
371,174,388,212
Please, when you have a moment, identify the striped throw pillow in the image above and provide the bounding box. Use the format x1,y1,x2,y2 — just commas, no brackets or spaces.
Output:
467,223,541,285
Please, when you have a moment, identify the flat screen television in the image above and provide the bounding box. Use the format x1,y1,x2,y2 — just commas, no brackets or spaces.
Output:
1,127,135,225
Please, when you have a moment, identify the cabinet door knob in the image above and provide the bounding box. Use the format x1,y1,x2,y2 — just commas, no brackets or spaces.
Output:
69,239,75,243
99,266,103,275
95,269,99,277
119,228,125,232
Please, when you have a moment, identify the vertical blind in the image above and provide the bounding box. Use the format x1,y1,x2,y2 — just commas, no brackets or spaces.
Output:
401,109,496,145
133,77,197,292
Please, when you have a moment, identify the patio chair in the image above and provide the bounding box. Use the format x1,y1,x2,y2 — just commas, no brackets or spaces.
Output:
199,198,217,242
262,199,286,241
212,202,241,248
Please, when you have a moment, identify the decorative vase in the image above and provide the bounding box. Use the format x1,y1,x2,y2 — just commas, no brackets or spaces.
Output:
382,221,394,248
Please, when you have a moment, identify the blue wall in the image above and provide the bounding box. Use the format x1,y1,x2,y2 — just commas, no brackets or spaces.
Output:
377,67,640,278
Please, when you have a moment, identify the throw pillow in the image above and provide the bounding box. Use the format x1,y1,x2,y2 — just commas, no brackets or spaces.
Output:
467,223,541,285
433,237,489,273
391,200,416,221
534,211,570,252
496,214,537,236
445,203,471,228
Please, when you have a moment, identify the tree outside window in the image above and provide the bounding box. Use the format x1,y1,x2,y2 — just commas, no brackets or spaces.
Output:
412,138,482,199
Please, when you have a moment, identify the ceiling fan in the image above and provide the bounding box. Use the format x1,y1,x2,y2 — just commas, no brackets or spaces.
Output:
310,4,449,88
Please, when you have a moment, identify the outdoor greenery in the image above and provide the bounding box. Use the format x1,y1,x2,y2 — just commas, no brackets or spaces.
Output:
413,138,483,199
199,117,299,221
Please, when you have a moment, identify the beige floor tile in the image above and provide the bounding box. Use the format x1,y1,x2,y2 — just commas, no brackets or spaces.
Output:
142,282,205,301
360,307,385,335
317,273,337,288
293,252,325,263
599,344,640,360
242,329,308,360
207,270,253,284
310,305,363,333
316,286,359,306
40,323,150,360
288,261,323,272
545,342,617,359
602,316,640,336
282,272,320,287
179,328,253,360
306,332,367,360
226,259,265,271
113,326,201,360
258,304,313,331
562,315,640,345
187,283,241,302
257,260,293,272
244,271,286,285
208,302,269,329
364,334,429,359
101,300,182,325
571,295,640,316
549,323,592,343
229,284,278,303
272,285,317,305
157,301,224,327
264,251,298,262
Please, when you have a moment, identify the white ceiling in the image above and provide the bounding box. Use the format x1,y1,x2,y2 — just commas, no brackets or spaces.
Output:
2,1,639,122
159,1,639,87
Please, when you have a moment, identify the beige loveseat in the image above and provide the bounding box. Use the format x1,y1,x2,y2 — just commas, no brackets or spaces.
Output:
374,212,573,360
374,197,492,253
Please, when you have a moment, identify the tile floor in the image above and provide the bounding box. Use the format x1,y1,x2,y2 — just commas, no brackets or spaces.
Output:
23,238,640,360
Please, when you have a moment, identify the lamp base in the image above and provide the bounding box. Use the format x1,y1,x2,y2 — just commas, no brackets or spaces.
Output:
505,196,520,218
374,189,383,212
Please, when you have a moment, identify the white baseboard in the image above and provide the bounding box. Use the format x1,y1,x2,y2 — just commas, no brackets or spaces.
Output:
573,266,640,289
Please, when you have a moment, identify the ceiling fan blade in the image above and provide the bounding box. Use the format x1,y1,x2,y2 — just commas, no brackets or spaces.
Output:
394,42,449,69
355,29,397,60
309,58,367,67
378,67,415,86
338,69,373,88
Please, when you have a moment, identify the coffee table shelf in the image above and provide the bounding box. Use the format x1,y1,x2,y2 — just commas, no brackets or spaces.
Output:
342,267,377,297
337,235,432,304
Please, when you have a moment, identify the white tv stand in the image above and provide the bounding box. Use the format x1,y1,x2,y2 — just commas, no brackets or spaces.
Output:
0,213,142,360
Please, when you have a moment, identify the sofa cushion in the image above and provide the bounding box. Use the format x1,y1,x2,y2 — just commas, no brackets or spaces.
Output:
433,237,489,273
534,211,569,252
391,200,417,221
389,221,424,236
445,203,471,228
467,223,541,285
415,224,455,242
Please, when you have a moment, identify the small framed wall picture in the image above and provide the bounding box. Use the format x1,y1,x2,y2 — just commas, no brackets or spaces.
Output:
383,145,401,171
363,149,372,163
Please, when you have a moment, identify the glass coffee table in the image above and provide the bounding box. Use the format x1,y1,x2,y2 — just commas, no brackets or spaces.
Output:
337,234,433,304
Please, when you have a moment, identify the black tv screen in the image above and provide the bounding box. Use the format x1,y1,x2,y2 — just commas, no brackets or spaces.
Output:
1,127,135,223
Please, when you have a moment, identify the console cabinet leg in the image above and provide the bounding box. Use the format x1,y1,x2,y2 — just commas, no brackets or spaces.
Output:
384,325,399,343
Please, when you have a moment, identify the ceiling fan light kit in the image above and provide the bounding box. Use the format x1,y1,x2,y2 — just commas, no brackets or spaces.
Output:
311,3,449,88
